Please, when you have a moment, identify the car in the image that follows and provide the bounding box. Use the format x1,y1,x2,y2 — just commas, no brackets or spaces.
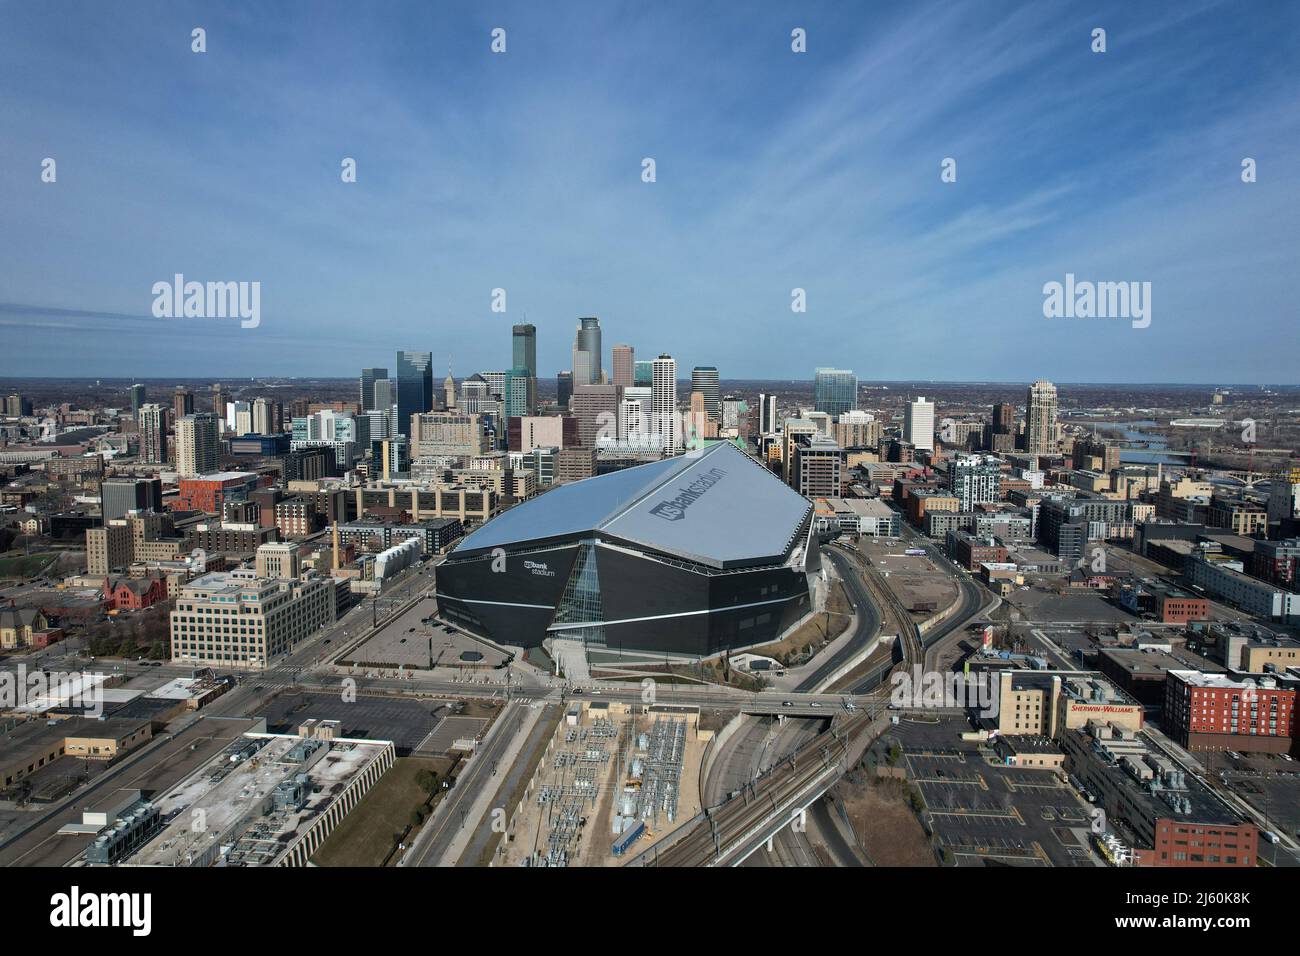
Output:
571,687,584,695
810,701,823,708
782,700,794,707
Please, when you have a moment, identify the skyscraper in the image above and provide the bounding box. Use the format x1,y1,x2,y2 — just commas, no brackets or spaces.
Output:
572,317,602,386
612,344,635,387
1026,379,1059,456
814,368,857,417
758,393,779,434
395,350,433,439
691,366,721,422
634,361,653,387
173,386,195,422
903,396,935,453
652,354,679,453
443,368,457,410
360,367,388,411
130,384,147,415
571,384,623,447
175,413,221,478
556,371,573,410
211,384,228,420
512,324,537,377
137,403,168,464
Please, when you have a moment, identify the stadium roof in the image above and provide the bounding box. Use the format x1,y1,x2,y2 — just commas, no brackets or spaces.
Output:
452,442,812,568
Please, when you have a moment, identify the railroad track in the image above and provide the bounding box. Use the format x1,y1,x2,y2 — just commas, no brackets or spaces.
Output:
633,710,876,867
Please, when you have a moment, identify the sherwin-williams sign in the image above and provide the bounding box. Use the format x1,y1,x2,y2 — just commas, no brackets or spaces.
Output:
648,467,728,521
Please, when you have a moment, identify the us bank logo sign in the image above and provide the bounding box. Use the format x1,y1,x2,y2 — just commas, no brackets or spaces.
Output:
649,467,727,521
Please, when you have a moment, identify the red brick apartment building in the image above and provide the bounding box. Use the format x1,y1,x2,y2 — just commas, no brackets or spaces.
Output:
1164,670,1295,753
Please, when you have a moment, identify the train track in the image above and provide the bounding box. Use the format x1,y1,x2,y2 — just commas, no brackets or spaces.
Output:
632,710,877,867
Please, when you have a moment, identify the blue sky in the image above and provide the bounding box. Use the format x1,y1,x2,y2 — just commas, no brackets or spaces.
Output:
1,0,1297,383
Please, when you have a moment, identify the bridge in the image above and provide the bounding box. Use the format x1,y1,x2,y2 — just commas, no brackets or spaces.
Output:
625,709,887,867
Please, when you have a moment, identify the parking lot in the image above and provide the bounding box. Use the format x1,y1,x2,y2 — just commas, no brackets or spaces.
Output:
259,691,444,755
894,717,1099,867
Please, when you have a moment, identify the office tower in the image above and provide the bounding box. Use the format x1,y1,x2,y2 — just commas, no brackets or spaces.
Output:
410,411,487,459
903,396,935,453
834,409,880,449
1026,379,1059,456
814,368,857,417
504,368,536,418
634,360,653,387
612,345,635,387
793,434,843,497
460,374,490,413
652,354,679,453
130,384,147,415
211,384,228,420
443,368,457,410
571,385,623,447
512,324,537,377
481,370,507,401
691,366,721,422
556,371,573,409
372,377,394,414
3,394,24,417
360,367,388,411
949,454,1002,510
137,404,168,464
758,393,778,434
395,350,433,438
722,396,744,432
175,413,222,478
173,386,195,421
101,477,163,521
572,316,602,386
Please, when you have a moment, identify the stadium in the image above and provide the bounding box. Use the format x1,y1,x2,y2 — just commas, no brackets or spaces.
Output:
435,442,820,657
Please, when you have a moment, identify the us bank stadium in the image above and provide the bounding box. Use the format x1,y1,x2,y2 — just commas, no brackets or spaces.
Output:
435,441,820,657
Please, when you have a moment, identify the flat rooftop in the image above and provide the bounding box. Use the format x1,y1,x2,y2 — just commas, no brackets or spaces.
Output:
129,733,390,867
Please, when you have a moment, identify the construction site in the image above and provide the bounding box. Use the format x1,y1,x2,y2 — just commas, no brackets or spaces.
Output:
498,701,711,867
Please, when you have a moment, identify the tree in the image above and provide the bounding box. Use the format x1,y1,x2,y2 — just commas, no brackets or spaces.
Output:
415,769,437,794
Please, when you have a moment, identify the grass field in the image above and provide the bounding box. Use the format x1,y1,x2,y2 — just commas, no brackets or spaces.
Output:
311,755,457,867
0,553,56,580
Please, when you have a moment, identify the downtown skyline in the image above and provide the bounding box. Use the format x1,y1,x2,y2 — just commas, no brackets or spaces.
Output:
2,0,1298,383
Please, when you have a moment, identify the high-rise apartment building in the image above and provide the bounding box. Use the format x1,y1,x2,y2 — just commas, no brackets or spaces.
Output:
903,396,935,453
130,384,147,415
395,350,433,439
612,345,635,387
137,403,168,464
175,413,222,478
173,386,195,422
1026,379,1059,456
814,368,857,417
572,317,602,386
652,354,678,453
949,453,1003,510
691,366,721,422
